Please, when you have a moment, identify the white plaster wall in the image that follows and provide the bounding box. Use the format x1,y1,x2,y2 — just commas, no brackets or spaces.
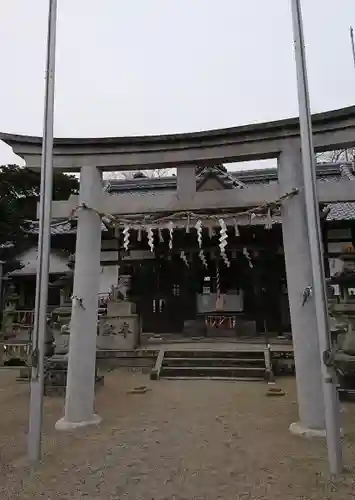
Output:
9,247,70,276
99,265,119,295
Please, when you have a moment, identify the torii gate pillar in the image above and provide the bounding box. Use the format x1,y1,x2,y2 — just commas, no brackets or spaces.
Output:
279,143,325,435
56,166,103,431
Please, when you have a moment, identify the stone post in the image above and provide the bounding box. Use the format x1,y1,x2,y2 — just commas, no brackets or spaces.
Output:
55,166,103,430
278,142,325,435
176,164,196,200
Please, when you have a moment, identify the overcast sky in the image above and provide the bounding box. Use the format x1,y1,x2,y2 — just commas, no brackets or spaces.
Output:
0,0,354,167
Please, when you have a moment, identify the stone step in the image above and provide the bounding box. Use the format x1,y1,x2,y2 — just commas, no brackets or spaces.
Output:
163,357,265,367
160,365,266,379
162,376,263,381
164,350,265,359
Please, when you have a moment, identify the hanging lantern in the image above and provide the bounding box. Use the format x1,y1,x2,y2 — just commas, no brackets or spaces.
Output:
147,226,154,252
137,227,143,242
208,226,214,239
195,220,203,248
123,225,130,251
158,228,164,243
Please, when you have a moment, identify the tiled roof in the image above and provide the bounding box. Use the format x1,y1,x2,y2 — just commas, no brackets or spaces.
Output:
105,164,247,194
25,219,77,235
231,163,355,222
326,202,355,221
324,164,355,221
25,219,109,235
104,165,246,201
105,189,171,198
196,165,246,189
105,177,175,193
105,163,352,191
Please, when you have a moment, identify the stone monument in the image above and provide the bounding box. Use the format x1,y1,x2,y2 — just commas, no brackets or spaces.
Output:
97,277,141,350
1,283,19,340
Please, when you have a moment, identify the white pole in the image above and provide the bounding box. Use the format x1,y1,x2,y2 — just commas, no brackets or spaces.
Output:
0,261,4,329
342,26,355,164
28,0,57,464
290,0,343,476
350,27,355,72
349,27,355,163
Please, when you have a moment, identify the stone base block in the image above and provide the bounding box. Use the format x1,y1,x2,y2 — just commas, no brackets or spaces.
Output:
289,421,326,437
55,413,102,431
97,314,140,350
290,421,344,438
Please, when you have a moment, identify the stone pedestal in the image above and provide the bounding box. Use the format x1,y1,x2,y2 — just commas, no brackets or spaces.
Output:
54,328,71,355
44,354,104,397
97,300,140,350
1,284,20,340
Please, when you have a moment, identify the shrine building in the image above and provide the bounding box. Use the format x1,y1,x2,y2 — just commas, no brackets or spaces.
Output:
3,162,355,341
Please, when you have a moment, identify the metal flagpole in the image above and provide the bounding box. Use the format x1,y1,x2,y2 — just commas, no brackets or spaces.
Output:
290,0,343,476
350,27,355,72
28,0,58,464
342,28,355,164
0,261,4,329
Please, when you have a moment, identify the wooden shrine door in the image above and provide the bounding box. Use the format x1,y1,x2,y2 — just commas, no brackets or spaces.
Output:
140,293,184,334
133,258,195,334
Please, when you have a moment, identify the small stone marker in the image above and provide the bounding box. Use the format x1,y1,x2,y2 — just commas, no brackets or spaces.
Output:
127,386,149,395
266,386,285,397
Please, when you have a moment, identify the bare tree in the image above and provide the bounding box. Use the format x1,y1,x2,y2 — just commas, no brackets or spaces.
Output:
316,148,355,164
104,168,175,181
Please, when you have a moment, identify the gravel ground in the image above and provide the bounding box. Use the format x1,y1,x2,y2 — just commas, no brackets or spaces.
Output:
0,368,355,500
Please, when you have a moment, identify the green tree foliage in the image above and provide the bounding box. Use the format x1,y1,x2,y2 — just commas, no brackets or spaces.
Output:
0,164,79,248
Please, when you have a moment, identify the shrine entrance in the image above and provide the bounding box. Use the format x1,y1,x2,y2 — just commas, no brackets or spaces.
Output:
7,104,354,436
126,242,289,338
129,257,197,334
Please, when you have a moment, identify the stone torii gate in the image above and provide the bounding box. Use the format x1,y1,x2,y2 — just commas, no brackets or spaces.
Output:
2,105,355,433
